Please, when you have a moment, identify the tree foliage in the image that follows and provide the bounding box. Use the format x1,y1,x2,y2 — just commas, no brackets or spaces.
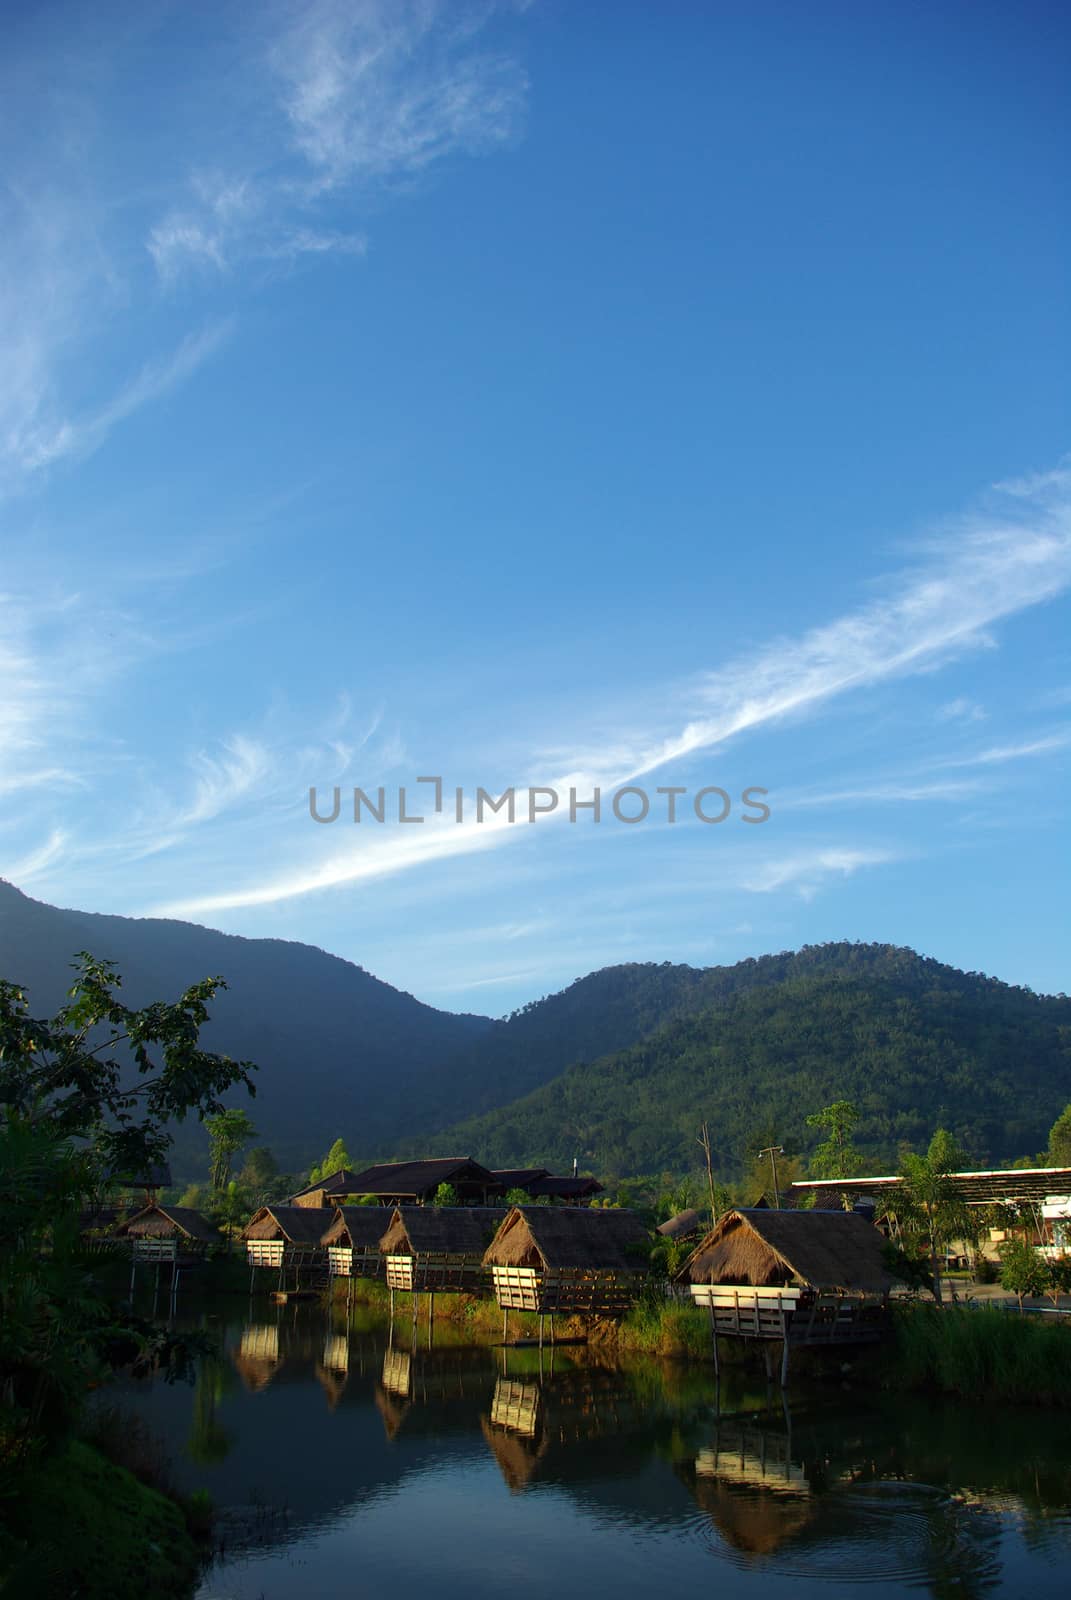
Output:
0,957,256,1486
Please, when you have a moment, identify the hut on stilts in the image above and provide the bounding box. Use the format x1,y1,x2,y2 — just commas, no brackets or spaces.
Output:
242,1205,328,1294
380,1206,507,1330
115,1204,220,1300
320,1206,386,1286
677,1208,896,1385
483,1205,651,1343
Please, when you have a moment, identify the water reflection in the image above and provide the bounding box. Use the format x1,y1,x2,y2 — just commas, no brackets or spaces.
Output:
111,1303,1071,1600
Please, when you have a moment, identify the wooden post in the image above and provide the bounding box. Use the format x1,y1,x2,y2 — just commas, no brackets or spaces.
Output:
129,1254,137,1301
502,1304,508,1343
428,1291,435,1348
707,1300,720,1377
539,1313,545,1349
780,1337,790,1388
763,1343,773,1384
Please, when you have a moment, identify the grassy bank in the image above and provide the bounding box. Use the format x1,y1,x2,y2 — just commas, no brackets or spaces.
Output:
882,1303,1071,1407
0,1441,201,1600
331,1278,723,1360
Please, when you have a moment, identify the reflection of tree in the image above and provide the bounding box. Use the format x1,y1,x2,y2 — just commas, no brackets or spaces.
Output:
187,1355,234,1465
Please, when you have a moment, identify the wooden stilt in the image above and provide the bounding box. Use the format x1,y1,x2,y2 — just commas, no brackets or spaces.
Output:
763,1343,773,1384
780,1337,790,1388
502,1305,508,1343
707,1301,719,1376
539,1313,545,1349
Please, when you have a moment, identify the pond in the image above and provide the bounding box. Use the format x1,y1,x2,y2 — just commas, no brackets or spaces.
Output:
114,1297,1071,1600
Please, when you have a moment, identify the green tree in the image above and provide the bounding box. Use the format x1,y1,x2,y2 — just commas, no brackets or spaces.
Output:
432,1182,459,1206
0,952,255,1175
308,1137,352,1183
892,1129,973,1306
205,1108,258,1192
806,1099,864,1180
0,957,255,1483
1047,1103,1071,1166
999,1239,1048,1311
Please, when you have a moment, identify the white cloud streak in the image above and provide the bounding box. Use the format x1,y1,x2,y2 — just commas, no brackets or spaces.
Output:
149,464,1071,916
148,1,526,282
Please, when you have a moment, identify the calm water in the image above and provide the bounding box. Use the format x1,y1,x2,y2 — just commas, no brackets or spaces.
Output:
113,1296,1071,1600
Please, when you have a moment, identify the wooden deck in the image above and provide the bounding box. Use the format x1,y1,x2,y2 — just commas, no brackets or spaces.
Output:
490,1264,641,1316
384,1252,486,1293
688,1283,886,1346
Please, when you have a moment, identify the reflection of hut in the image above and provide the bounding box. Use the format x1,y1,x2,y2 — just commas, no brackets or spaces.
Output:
233,1323,282,1392
490,1376,542,1437
685,1467,816,1555
320,1207,386,1278
380,1207,507,1293
243,1205,327,1286
481,1412,549,1492
116,1204,220,1256
483,1206,650,1314
679,1209,893,1354
381,1347,412,1397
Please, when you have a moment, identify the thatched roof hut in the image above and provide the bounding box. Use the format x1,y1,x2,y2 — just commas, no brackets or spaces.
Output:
115,1204,220,1247
482,1205,651,1314
320,1207,389,1249
380,1205,507,1293
679,1208,894,1295
242,1205,331,1244
320,1205,385,1278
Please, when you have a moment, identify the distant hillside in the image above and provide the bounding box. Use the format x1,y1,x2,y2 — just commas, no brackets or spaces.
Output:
4,881,1067,1181
0,880,491,1171
433,949,1071,1175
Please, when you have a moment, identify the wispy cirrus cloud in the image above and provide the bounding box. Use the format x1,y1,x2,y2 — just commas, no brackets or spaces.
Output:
738,846,901,900
11,322,232,478
147,462,1071,917
2,0,528,490
148,0,527,282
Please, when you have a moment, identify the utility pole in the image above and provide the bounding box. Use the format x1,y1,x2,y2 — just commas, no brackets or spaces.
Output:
758,1145,784,1209
697,1122,718,1223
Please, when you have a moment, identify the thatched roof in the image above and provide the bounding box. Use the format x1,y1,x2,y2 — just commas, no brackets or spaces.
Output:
657,1208,701,1240
342,1158,502,1200
320,1206,388,1248
483,1206,651,1272
679,1208,894,1294
242,1205,328,1244
116,1204,220,1244
380,1205,508,1256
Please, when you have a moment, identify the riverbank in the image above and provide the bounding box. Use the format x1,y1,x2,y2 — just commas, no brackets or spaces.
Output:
328,1280,1071,1404
0,1440,201,1600
879,1301,1071,1407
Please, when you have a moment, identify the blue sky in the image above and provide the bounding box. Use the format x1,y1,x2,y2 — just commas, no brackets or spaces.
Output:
2,0,1068,1012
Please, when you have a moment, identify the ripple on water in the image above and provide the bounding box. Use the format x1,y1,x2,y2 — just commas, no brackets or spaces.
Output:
685,1478,1005,1589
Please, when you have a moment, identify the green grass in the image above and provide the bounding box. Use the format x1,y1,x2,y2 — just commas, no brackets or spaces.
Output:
883,1303,1071,1406
0,1440,200,1600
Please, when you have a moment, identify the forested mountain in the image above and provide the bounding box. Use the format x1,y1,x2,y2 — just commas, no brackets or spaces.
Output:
3,879,1067,1179
433,954,1071,1176
0,880,491,1170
